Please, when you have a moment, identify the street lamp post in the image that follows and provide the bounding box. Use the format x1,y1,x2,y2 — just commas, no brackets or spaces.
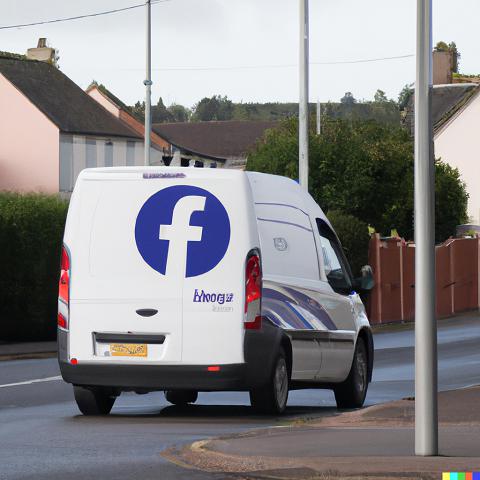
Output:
144,0,152,167
299,0,309,190
414,0,438,457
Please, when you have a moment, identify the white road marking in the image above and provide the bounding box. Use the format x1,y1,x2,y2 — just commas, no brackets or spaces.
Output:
0,376,62,389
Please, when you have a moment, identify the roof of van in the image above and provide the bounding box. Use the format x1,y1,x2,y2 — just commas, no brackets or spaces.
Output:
246,171,330,226
76,167,330,225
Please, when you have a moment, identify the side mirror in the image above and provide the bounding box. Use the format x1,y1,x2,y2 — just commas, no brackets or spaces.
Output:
353,265,375,292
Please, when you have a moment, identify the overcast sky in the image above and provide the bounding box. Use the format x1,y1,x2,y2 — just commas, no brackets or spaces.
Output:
2,0,479,108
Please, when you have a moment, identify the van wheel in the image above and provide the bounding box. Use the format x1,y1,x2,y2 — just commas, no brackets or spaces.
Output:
73,386,116,415
250,348,289,414
334,338,368,409
165,390,198,406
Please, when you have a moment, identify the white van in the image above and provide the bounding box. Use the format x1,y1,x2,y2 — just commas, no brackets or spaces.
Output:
58,167,374,415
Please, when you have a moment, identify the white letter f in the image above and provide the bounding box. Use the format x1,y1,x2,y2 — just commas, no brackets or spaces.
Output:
159,196,206,279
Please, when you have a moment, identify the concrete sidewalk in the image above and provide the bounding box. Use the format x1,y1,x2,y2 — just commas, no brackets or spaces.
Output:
0,341,57,360
165,386,480,479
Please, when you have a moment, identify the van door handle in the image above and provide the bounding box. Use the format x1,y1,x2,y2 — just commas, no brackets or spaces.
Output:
136,309,158,317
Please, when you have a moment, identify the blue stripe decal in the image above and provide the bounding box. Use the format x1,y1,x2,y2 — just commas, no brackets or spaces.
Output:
283,287,338,331
262,286,338,331
285,302,314,329
257,217,312,233
254,202,310,217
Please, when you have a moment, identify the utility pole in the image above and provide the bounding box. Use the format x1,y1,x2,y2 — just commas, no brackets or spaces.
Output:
414,0,437,457
316,98,321,135
144,0,152,166
299,0,309,190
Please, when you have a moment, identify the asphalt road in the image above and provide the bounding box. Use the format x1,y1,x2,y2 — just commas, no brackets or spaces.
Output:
1,314,479,480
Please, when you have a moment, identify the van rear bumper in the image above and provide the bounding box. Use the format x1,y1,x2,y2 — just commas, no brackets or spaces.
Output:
59,361,248,392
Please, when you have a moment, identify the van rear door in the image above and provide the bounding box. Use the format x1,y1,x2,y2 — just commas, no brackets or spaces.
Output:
66,169,255,367
68,174,184,364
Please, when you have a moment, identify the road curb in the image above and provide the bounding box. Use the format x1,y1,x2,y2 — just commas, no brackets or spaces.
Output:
163,434,480,480
161,387,480,479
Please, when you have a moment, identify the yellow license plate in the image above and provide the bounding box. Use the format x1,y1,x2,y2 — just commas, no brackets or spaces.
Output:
110,343,148,357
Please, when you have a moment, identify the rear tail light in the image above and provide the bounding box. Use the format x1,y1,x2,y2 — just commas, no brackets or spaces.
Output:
59,245,70,305
58,245,70,331
57,313,67,329
244,252,262,330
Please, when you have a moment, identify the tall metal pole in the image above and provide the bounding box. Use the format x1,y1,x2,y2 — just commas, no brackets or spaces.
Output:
299,0,309,190
144,0,152,166
414,0,437,457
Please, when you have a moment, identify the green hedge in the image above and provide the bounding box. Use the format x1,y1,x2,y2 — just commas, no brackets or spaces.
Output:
0,193,68,341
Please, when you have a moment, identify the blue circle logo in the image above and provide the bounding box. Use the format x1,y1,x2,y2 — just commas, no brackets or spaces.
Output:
135,185,230,277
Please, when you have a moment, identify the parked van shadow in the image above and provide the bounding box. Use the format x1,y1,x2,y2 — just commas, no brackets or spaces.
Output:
100,403,339,424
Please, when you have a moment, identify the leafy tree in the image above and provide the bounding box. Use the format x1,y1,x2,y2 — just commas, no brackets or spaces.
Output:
373,89,389,103
435,160,468,242
152,97,174,123
435,41,449,52
131,101,145,120
168,103,190,122
192,95,234,121
247,117,468,244
340,92,356,105
398,83,414,110
327,210,370,275
128,96,401,124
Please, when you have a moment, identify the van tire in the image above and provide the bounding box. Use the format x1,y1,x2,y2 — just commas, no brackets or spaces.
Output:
249,348,289,414
165,390,198,406
334,337,368,409
73,386,116,415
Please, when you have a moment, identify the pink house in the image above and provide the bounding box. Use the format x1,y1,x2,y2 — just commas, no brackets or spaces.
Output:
0,52,159,194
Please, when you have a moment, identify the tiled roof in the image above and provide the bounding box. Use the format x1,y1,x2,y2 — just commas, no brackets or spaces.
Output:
404,83,479,135
152,120,277,160
0,54,141,139
432,83,479,131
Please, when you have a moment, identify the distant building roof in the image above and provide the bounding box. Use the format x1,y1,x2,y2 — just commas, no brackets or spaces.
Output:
152,120,277,160
404,83,479,135
86,81,143,121
0,54,141,139
432,83,479,131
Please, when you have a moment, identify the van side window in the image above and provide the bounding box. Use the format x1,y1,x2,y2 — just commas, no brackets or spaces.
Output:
316,219,352,293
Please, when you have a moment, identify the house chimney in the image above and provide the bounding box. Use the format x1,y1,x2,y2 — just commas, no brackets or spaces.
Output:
26,38,57,64
432,50,453,85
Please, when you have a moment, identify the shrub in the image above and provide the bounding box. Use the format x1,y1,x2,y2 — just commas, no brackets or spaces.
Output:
326,210,370,277
0,193,68,341
248,117,468,242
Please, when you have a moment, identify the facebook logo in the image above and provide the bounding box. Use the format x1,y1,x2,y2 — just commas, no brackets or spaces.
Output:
135,185,231,277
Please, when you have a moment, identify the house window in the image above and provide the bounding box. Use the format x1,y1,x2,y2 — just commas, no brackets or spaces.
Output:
104,141,113,167
59,135,73,192
126,141,135,166
86,139,97,168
